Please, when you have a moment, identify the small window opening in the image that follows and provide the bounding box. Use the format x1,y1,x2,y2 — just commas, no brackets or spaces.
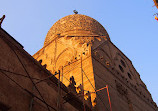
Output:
100,56,103,60
128,72,132,80
119,65,124,73
120,59,126,67
106,61,110,66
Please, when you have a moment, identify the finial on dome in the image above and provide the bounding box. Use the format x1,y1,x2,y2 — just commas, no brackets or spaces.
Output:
73,10,78,14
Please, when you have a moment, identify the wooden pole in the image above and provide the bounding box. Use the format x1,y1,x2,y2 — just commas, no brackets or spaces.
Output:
81,56,85,111
57,70,61,111
106,85,112,111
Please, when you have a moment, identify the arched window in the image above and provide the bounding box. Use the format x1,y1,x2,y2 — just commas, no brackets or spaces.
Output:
128,72,132,80
120,59,126,67
119,65,124,73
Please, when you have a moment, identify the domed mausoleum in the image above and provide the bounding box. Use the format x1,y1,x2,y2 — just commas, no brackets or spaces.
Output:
0,12,157,111
33,14,158,111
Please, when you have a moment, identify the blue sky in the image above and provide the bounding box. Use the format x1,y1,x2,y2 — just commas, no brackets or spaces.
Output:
1,0,158,105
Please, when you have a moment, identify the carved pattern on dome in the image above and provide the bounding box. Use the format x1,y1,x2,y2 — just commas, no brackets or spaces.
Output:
44,14,109,46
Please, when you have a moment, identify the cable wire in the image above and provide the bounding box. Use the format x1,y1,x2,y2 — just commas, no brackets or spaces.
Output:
1,36,51,111
82,69,110,111
13,49,51,111
0,70,57,111
0,68,40,81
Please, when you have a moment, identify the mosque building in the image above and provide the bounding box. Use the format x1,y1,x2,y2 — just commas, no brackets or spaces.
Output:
0,13,157,111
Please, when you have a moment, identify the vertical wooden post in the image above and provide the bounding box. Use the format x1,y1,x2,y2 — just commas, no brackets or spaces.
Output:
106,85,112,111
81,56,85,111
61,66,63,83
57,70,61,111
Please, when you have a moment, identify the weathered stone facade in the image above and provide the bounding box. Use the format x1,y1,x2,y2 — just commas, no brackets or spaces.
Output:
33,14,158,111
0,13,157,111
0,28,92,111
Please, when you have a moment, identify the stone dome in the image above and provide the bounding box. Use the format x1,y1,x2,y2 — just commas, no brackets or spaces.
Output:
44,14,109,46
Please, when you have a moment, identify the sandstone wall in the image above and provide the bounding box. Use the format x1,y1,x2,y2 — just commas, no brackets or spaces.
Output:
91,39,157,111
0,28,80,111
